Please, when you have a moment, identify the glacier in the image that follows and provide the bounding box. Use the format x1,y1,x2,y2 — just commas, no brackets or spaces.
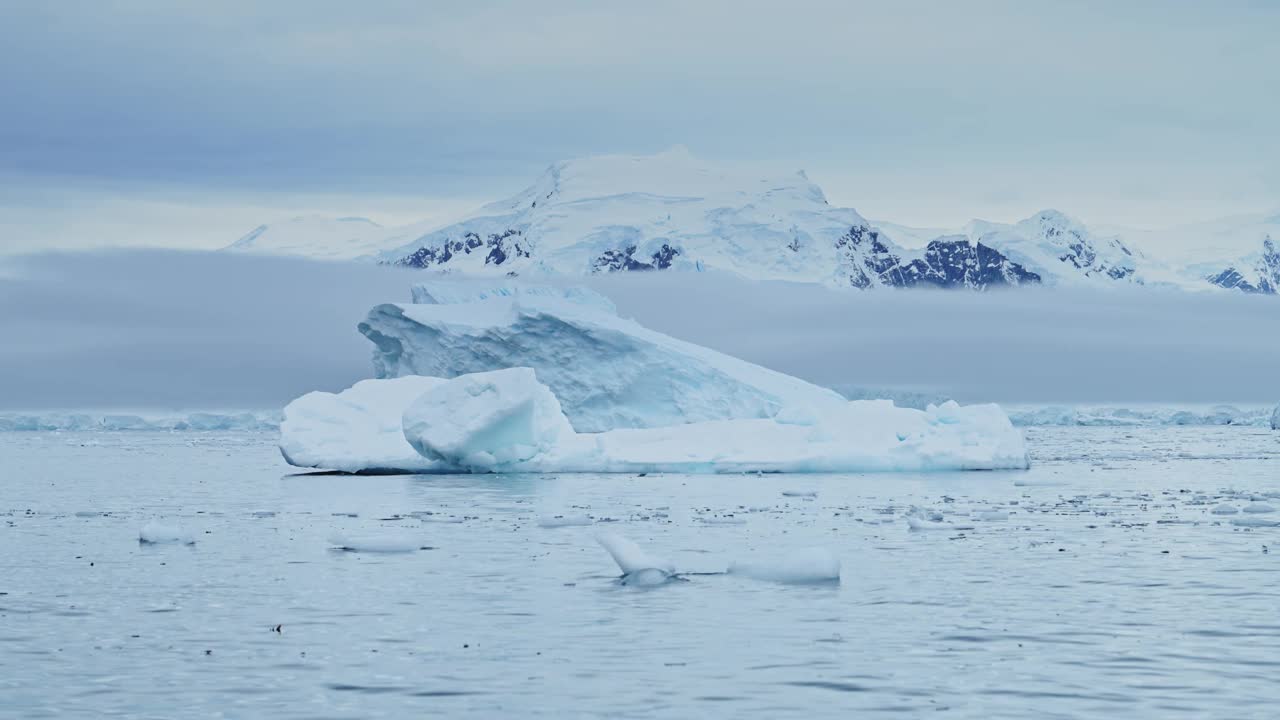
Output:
399,368,1029,474
358,289,847,433
278,376,446,473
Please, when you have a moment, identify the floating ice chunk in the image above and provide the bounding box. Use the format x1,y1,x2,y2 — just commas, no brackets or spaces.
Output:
596,533,676,579
727,547,840,584
1231,517,1280,528
538,513,593,528
1211,503,1240,515
781,490,818,498
401,368,574,469
1243,502,1276,514
139,522,195,545
328,534,425,553
973,510,1009,522
279,376,447,473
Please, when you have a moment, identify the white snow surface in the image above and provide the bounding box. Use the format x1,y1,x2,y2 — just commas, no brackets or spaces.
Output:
400,368,1029,474
279,376,446,473
360,290,847,433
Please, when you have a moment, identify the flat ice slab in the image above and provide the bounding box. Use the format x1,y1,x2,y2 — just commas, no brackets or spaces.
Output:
401,368,1029,474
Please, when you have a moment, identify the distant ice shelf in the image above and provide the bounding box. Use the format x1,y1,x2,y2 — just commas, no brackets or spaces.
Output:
1006,404,1278,428
0,410,281,432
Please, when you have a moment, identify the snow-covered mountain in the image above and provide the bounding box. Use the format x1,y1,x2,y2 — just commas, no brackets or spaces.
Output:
224,148,1278,294
228,216,386,261
877,210,1143,286
375,148,1045,289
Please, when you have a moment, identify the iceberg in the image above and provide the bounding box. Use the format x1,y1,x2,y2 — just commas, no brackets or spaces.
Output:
1272,404,1279,430
401,368,1029,473
281,283,1027,474
358,290,847,433
279,376,446,473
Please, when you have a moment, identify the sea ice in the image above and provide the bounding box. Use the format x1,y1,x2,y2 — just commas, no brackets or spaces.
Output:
400,369,1029,474
1210,503,1240,515
139,522,195,545
726,548,840,584
1242,502,1276,514
279,376,446,473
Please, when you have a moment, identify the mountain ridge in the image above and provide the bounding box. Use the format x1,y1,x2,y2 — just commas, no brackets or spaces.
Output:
226,149,1278,294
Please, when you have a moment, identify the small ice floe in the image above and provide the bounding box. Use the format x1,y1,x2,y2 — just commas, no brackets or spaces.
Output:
327,534,425,553
139,522,195,545
781,490,818,498
905,509,975,531
538,513,592,528
972,510,1009,522
1231,517,1280,528
596,533,677,586
1243,503,1276,514
1210,504,1240,515
727,547,840,585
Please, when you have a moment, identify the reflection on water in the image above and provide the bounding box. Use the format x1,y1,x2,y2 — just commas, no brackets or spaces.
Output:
1,427,1279,718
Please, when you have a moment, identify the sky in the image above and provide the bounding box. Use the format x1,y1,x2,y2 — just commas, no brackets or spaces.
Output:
2,0,1279,254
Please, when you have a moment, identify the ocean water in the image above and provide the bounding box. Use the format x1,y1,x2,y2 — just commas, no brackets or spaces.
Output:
2,425,1279,718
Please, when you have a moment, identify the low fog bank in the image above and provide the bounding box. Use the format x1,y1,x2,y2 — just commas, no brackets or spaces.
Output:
1,250,1275,409
586,273,1280,404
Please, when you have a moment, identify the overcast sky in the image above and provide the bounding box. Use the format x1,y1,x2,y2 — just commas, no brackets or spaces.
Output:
2,0,1278,253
